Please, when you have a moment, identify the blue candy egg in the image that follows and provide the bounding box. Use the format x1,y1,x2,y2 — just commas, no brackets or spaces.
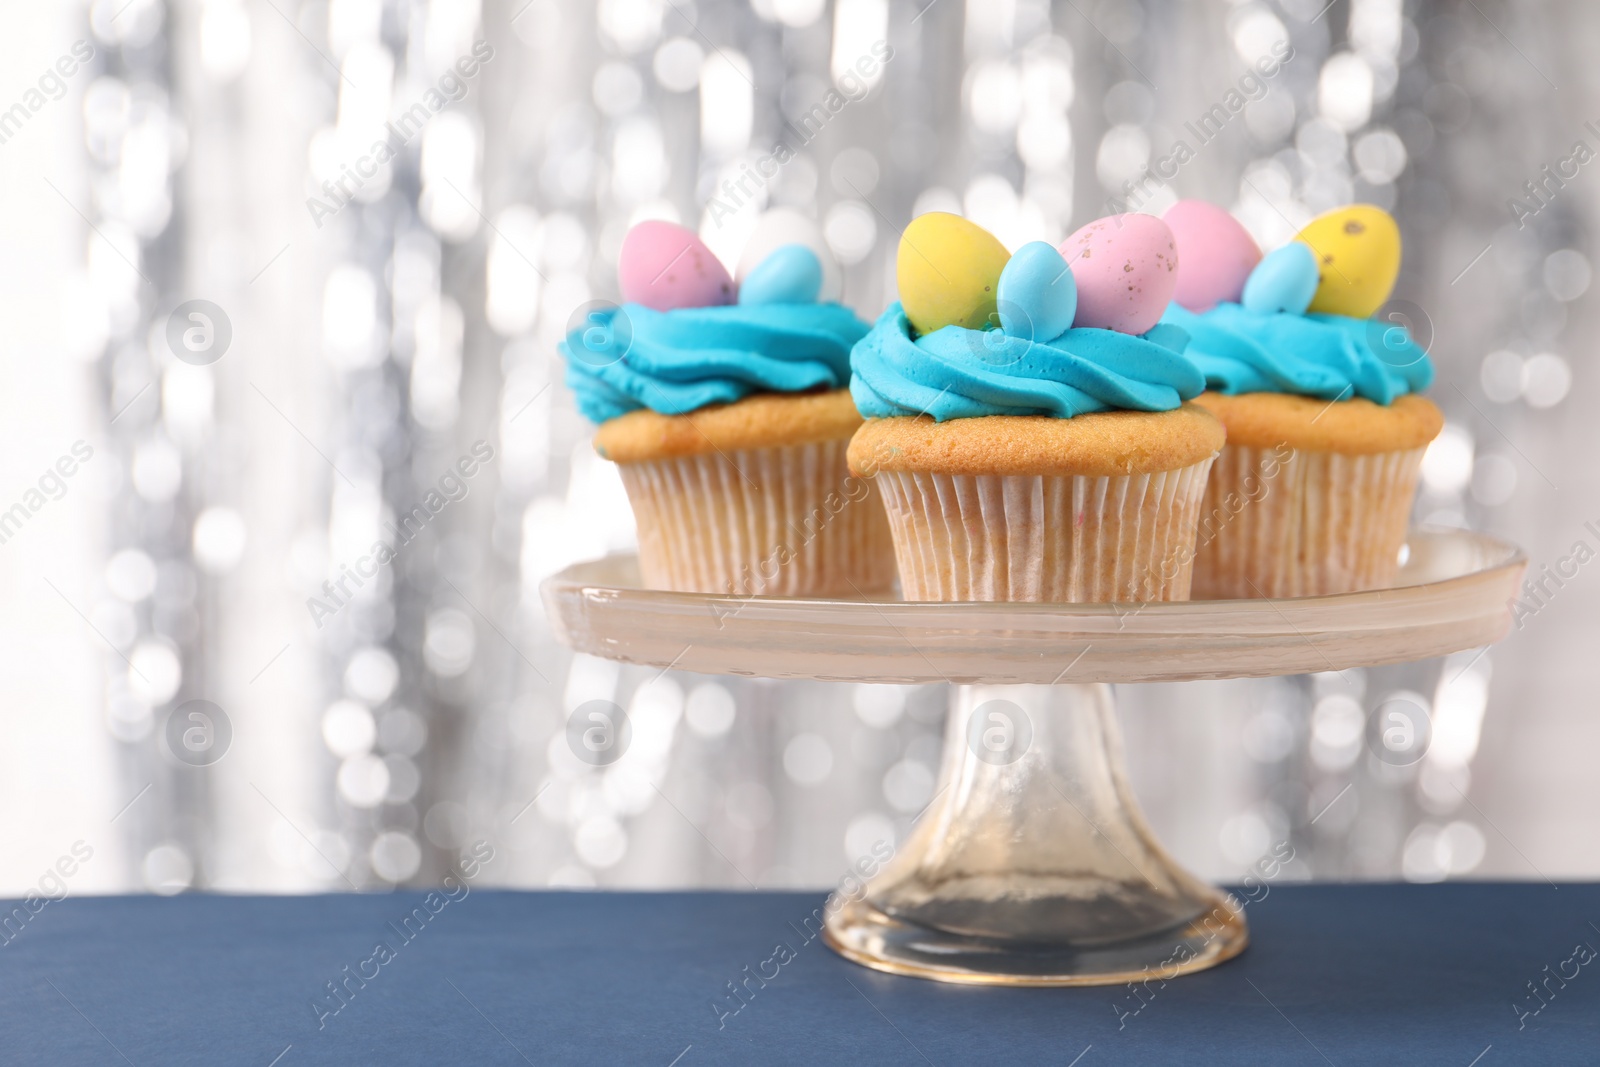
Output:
1241,242,1319,315
736,244,823,305
996,241,1077,342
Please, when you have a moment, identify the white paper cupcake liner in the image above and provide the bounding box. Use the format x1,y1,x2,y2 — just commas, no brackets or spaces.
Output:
1190,443,1426,599
872,458,1216,602
616,438,896,596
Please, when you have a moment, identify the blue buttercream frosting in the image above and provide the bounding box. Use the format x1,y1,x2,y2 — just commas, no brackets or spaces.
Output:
849,303,1204,421
561,301,869,424
1162,302,1433,404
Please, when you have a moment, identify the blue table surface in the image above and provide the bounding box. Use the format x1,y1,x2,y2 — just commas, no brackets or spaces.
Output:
0,883,1595,1065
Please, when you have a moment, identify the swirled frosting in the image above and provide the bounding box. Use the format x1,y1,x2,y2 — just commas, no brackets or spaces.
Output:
849,303,1203,421
1163,302,1433,404
562,302,868,424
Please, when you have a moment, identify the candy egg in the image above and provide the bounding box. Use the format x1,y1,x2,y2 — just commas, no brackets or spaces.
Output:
996,241,1076,343
1241,242,1319,315
737,244,823,305
1295,204,1401,319
1059,213,1178,335
896,212,1011,335
1162,199,1261,311
737,208,841,302
618,220,734,311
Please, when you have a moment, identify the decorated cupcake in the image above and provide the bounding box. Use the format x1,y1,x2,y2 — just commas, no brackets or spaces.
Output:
847,212,1224,602
562,213,894,596
1161,200,1442,599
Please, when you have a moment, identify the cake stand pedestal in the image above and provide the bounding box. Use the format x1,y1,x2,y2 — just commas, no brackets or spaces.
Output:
541,527,1524,986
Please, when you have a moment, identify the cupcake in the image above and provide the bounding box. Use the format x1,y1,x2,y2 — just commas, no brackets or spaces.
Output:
847,212,1223,602
1161,200,1442,599
562,215,894,597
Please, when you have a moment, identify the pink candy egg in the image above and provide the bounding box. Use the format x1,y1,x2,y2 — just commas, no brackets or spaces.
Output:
618,220,734,311
1161,200,1261,311
1059,213,1178,335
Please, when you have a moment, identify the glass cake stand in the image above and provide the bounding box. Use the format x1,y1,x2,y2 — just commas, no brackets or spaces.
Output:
541,527,1525,986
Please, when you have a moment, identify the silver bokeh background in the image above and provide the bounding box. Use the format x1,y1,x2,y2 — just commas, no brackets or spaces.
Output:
0,0,1590,897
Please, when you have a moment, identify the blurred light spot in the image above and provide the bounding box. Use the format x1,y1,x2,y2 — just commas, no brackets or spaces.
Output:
424,608,475,677
1353,128,1407,184
192,507,247,573
852,684,906,729
1543,249,1591,301
1420,425,1473,495
1522,353,1571,408
612,116,668,202
653,37,703,92
822,200,875,265
685,682,736,738
322,265,380,368
370,830,422,882
107,549,158,602
1430,663,1488,769
129,640,182,705
830,147,880,197
424,801,470,848
337,754,391,807
345,646,399,704
419,113,481,242
142,843,193,895
831,0,887,89
967,60,1022,133
1479,349,1523,403
131,439,182,502
1017,113,1071,171
598,0,663,54
411,294,465,428
574,815,627,867
911,187,962,217
1310,694,1364,771
1095,124,1151,190
593,61,643,116
773,0,825,27
200,0,252,82
1470,454,1517,507
783,733,833,785
1231,8,1288,65
844,811,895,863
1219,810,1272,866
882,760,934,813
163,364,214,439
699,52,753,157
1242,707,1295,763
322,699,376,758
1402,821,1484,882
93,601,139,653
1319,52,1374,132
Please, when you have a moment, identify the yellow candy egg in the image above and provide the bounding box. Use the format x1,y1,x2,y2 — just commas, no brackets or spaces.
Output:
1295,204,1401,319
896,212,1011,335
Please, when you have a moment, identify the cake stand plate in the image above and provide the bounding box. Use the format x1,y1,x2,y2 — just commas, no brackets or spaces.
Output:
539,527,1525,987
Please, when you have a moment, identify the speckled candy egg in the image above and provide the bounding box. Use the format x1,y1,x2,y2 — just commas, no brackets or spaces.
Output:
896,212,1012,336
1059,213,1178,335
1295,205,1402,320
1162,200,1261,311
737,209,842,302
618,220,734,311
